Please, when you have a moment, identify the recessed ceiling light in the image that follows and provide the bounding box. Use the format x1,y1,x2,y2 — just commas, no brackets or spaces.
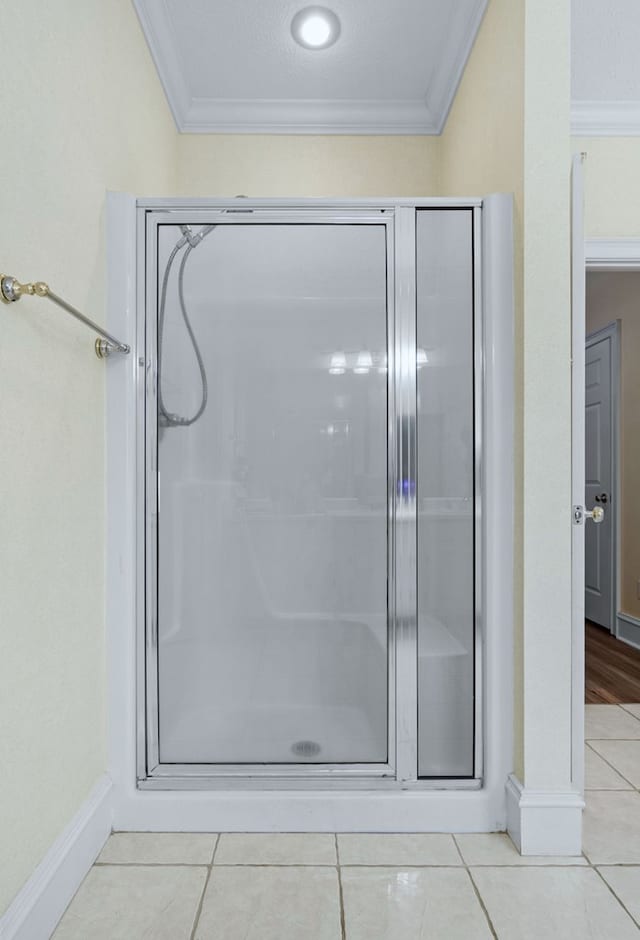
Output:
291,6,341,50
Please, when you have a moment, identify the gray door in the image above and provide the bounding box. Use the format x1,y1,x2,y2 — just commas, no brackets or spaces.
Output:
585,333,613,629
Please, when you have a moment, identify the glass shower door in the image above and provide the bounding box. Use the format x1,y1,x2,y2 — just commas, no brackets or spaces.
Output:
152,217,392,768
416,209,477,778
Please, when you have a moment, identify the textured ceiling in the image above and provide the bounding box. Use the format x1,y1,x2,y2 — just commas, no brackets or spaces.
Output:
571,0,640,133
133,0,487,133
572,0,640,102
135,0,640,136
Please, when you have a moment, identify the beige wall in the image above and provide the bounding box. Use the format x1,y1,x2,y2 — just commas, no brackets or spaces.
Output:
573,138,640,238
0,0,177,916
586,273,640,618
177,135,440,195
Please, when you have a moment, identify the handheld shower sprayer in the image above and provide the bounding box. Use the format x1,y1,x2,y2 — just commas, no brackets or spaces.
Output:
158,224,217,428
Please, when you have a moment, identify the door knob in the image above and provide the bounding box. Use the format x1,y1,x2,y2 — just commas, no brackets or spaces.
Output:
595,493,608,504
573,504,605,525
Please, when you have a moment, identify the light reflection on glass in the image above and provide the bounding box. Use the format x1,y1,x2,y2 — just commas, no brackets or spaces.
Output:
329,351,347,374
354,350,373,374
417,347,429,368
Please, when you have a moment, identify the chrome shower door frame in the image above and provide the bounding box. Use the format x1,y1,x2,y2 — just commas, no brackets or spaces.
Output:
137,200,483,790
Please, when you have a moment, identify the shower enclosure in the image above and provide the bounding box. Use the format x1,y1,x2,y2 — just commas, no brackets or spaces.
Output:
138,200,483,788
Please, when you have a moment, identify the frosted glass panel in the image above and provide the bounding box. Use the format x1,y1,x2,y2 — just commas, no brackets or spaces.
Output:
156,223,389,764
416,210,475,778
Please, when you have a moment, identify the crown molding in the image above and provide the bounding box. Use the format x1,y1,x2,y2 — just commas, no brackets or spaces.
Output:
429,0,488,134
181,97,439,135
132,0,191,126
134,0,487,135
571,100,640,136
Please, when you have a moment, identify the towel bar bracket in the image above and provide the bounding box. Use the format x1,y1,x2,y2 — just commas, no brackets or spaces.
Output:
1,273,130,359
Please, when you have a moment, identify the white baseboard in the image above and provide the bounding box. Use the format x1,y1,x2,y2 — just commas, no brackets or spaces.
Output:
617,613,640,651
0,775,113,940
506,774,584,856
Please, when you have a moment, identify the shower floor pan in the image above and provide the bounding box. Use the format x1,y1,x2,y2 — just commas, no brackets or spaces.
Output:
155,615,388,767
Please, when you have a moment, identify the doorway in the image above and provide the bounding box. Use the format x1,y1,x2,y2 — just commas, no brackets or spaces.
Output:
584,270,640,703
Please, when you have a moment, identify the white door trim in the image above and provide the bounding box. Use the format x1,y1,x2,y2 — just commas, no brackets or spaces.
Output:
585,320,620,637
570,237,640,784
570,153,587,800
586,238,640,271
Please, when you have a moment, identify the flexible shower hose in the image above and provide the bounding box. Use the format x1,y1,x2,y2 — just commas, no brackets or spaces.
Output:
157,227,214,427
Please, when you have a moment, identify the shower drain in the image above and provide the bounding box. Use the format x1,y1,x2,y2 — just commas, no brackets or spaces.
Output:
291,740,322,758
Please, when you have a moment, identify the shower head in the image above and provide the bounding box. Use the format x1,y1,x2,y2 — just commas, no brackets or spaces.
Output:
194,224,217,244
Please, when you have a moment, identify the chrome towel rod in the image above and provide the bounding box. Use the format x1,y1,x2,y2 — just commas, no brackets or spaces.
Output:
0,274,130,359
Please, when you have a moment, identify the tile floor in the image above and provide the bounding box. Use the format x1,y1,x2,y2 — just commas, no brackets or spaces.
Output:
53,703,640,939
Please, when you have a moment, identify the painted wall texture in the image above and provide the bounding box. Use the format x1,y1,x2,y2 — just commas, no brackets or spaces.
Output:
587,273,640,620
573,138,640,237
0,0,177,916
177,134,441,196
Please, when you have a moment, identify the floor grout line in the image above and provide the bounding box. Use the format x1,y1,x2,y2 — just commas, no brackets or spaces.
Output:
189,834,219,940
453,832,502,939
617,704,640,722
211,833,221,864
335,835,347,940
593,863,640,929
591,862,640,868
466,867,499,939
90,859,595,869
94,861,212,868
585,741,639,790
451,833,467,866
